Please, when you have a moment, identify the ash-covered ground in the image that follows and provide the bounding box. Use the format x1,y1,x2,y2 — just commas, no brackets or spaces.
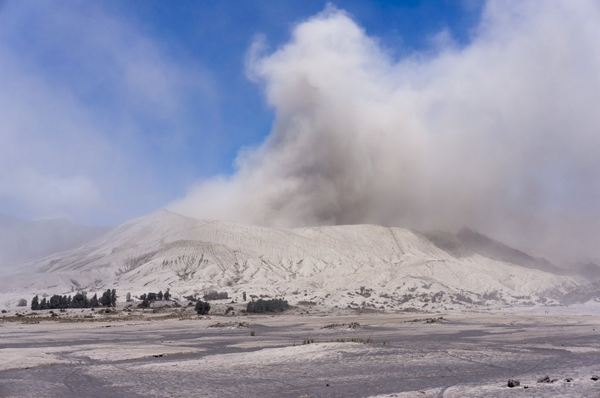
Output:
1,306,600,397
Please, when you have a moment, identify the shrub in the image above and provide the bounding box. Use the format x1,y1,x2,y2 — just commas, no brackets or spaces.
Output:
246,298,289,314
195,300,211,315
17,298,27,307
138,298,151,309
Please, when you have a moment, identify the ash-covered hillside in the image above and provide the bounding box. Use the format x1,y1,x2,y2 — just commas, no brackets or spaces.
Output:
0,210,593,310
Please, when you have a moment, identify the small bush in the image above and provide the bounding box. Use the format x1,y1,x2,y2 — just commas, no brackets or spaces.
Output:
297,301,317,306
246,298,289,314
17,298,27,307
195,300,211,315
138,299,151,309
322,322,360,330
250,330,256,336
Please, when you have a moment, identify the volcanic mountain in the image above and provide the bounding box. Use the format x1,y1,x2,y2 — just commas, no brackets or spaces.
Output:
0,210,585,309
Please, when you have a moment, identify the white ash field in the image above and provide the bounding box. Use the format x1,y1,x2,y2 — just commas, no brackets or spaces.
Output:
2,306,600,398
2,210,600,397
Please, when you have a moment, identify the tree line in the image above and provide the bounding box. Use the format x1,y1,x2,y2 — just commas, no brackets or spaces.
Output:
31,289,117,310
246,298,289,313
138,289,171,308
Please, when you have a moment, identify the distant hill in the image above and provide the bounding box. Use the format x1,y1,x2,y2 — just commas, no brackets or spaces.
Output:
425,228,566,275
573,262,600,281
0,214,110,272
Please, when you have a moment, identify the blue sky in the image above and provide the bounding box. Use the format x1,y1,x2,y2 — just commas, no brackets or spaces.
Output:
0,0,483,226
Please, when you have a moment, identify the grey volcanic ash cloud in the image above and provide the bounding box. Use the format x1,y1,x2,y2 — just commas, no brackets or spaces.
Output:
171,1,600,262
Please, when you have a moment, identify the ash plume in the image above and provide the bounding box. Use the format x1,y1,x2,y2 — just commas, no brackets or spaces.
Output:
170,1,600,262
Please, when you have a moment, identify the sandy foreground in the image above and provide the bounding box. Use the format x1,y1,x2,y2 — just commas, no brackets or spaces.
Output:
1,306,600,398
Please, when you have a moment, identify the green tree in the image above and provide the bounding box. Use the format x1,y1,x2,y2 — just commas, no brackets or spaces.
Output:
157,291,163,301
49,295,60,309
59,295,68,309
90,293,99,307
72,292,89,308
100,289,111,306
110,289,117,307
31,295,40,310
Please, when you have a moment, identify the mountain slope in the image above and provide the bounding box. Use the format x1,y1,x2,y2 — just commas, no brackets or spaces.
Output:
426,228,565,274
0,210,583,309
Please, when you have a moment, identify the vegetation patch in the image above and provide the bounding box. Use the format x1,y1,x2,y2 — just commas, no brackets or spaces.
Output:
295,337,387,346
246,298,289,313
195,300,211,315
203,291,229,301
405,317,445,324
321,322,361,330
297,301,317,306
208,321,249,329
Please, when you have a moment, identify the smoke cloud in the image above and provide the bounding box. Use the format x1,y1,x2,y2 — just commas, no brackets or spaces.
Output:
170,1,600,262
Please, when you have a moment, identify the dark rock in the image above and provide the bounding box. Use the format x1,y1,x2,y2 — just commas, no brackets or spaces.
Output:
507,379,520,388
565,378,573,382
524,386,529,389
551,379,558,383
537,376,551,383
591,375,599,381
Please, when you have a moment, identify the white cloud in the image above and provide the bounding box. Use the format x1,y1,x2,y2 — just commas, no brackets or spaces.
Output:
0,1,214,224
